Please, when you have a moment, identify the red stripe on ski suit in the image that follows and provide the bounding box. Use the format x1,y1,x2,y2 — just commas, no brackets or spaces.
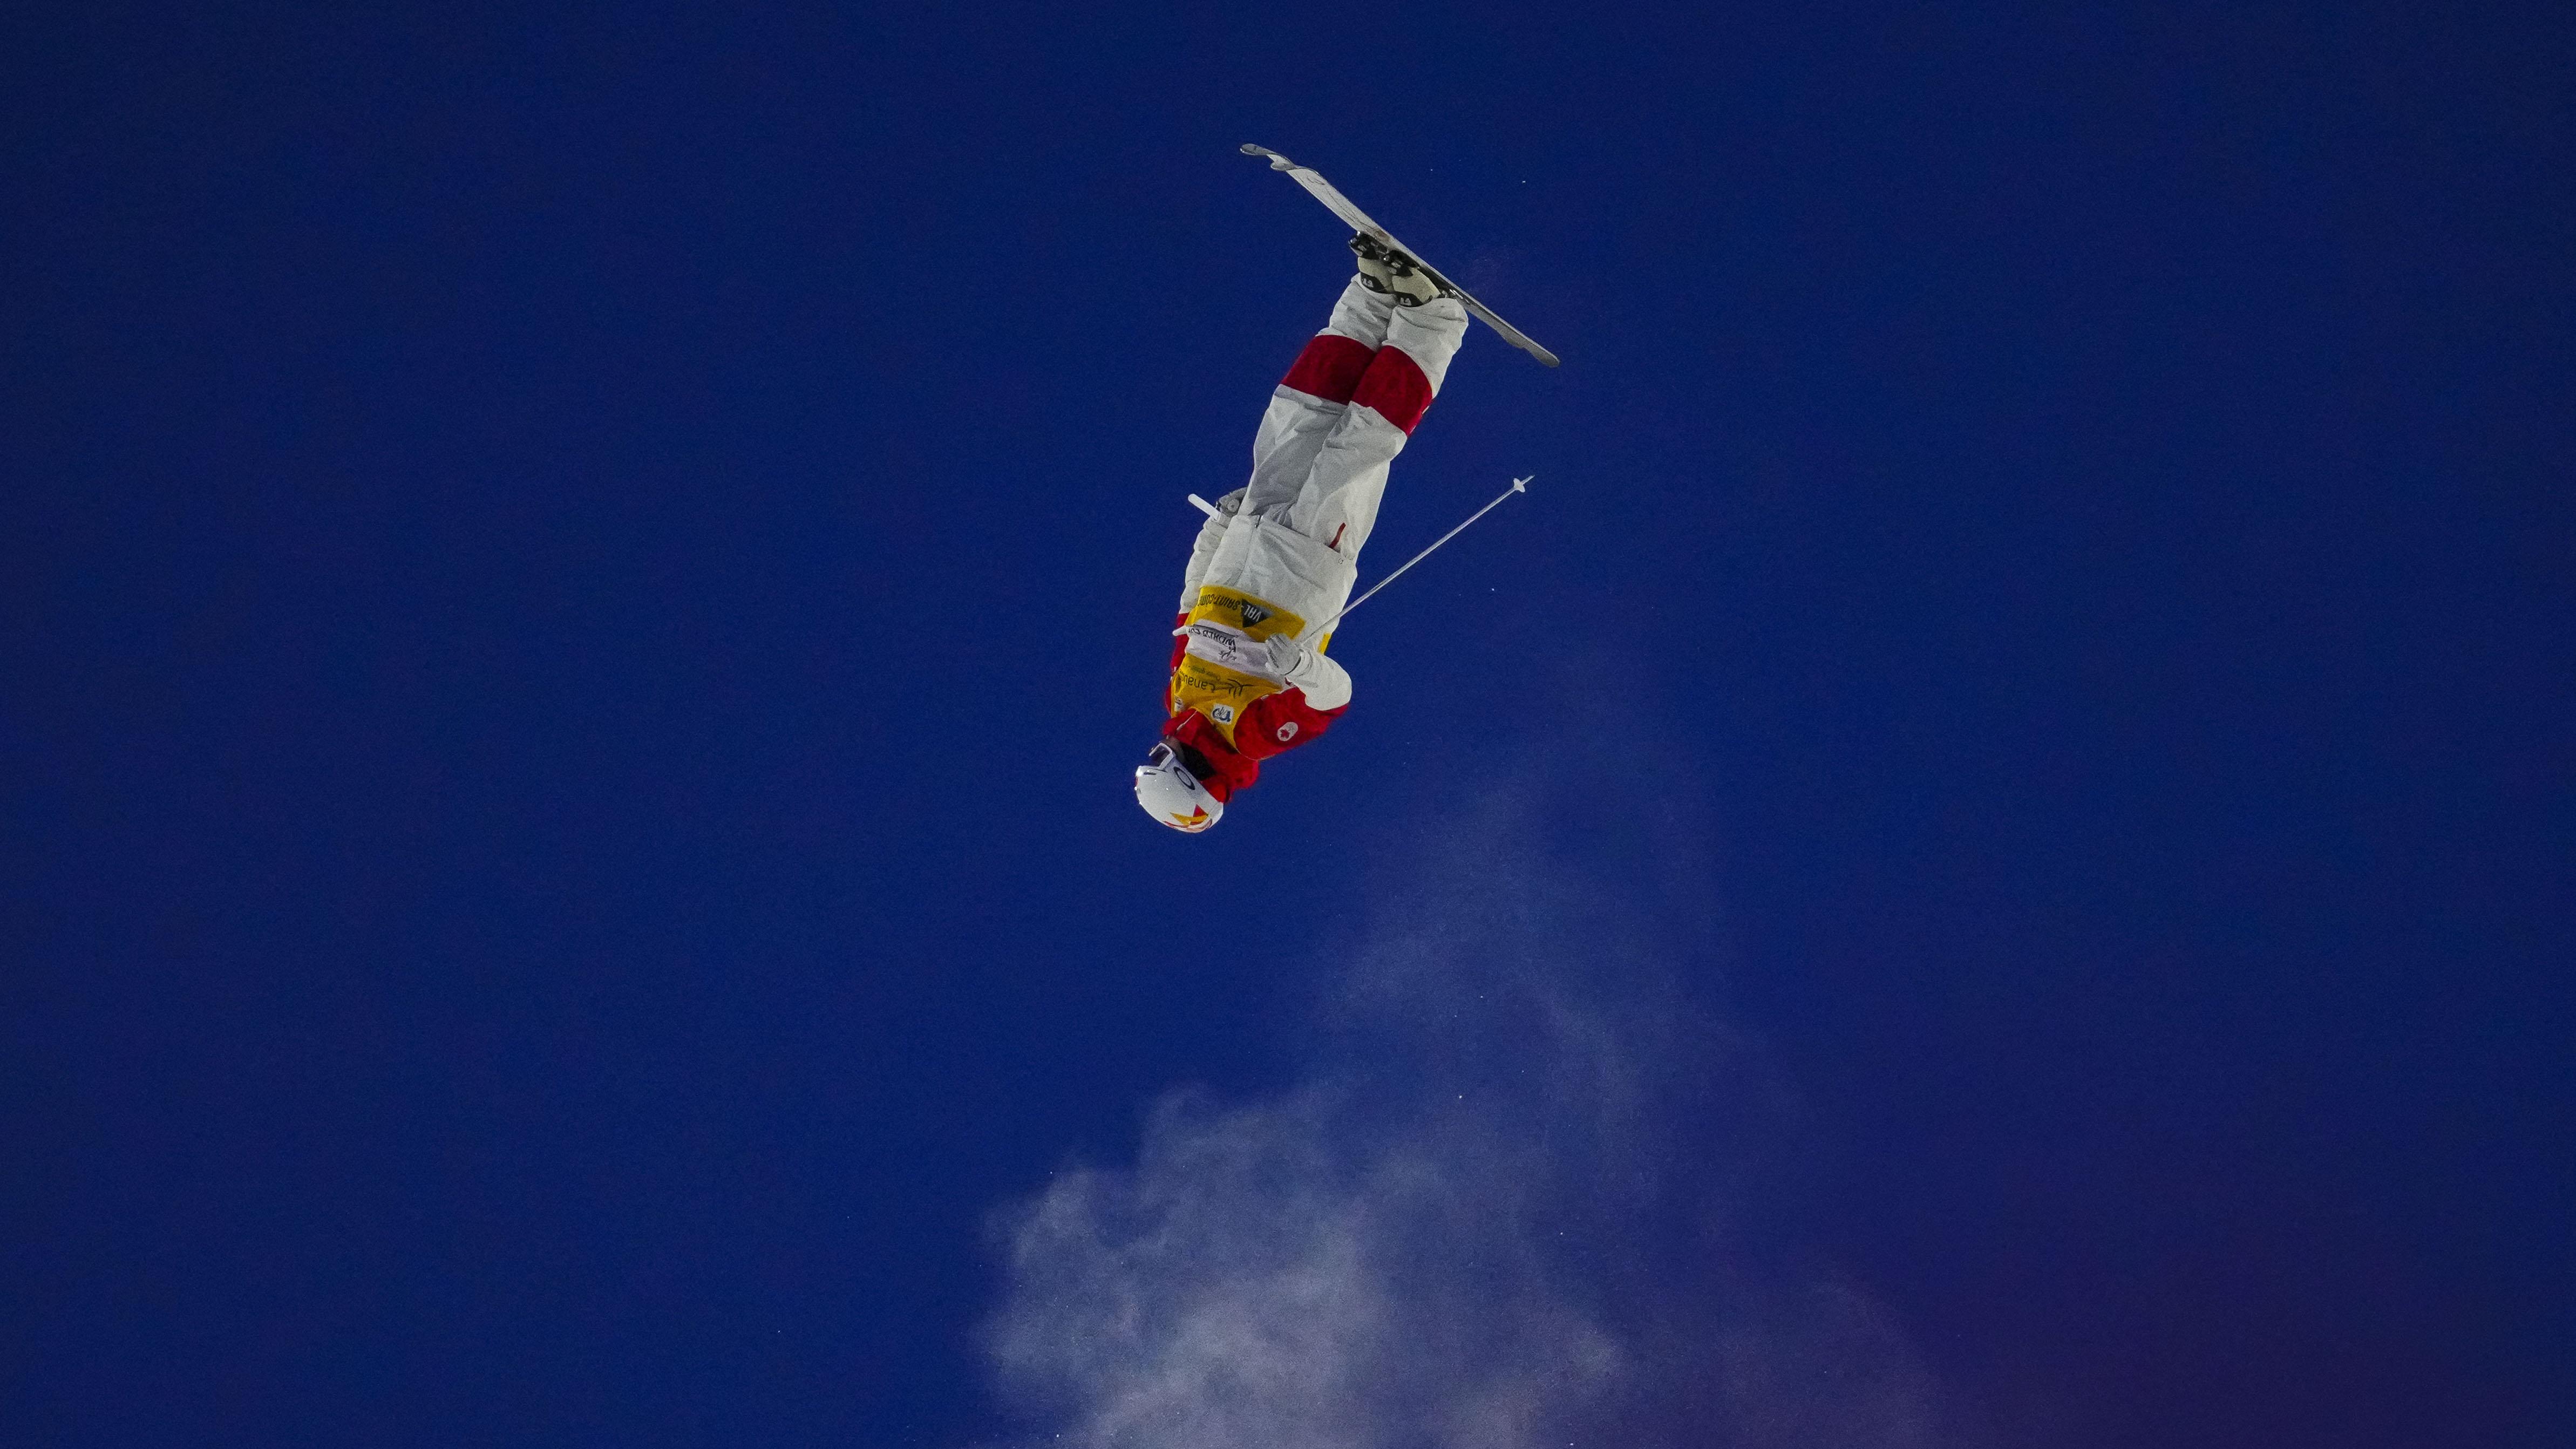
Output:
1279,333,1375,404
1350,344,1436,434
1164,615,1348,802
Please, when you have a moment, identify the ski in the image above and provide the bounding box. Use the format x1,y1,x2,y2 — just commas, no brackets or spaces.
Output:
1240,144,1560,369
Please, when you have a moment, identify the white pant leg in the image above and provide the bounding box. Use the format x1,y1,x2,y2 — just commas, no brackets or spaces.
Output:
1178,278,1392,613
1180,289,1466,640
1270,295,1470,561
1245,279,1396,516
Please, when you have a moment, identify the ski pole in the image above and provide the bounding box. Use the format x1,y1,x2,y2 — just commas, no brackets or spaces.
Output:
1296,475,1530,644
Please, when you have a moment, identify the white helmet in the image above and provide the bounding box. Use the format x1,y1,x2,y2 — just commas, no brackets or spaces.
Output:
1134,742,1223,833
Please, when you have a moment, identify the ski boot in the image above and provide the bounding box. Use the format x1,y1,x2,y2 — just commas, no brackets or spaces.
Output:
1349,232,1454,309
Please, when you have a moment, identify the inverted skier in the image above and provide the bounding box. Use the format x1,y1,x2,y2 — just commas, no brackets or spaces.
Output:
1133,235,1469,833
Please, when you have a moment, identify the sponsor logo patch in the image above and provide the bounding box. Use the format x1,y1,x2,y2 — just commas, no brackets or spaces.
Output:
1190,586,1304,642
1275,722,1297,742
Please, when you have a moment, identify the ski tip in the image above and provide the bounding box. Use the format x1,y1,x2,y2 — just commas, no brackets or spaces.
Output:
1238,142,1265,155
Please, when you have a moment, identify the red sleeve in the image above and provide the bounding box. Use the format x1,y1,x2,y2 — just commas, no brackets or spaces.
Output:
1231,686,1347,762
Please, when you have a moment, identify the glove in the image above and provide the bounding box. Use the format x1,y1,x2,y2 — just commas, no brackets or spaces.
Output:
1267,631,1352,710
1263,631,1307,682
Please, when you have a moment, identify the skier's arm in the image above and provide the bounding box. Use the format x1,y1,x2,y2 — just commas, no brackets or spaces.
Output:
1226,634,1349,763
1170,622,1350,711
1266,635,1350,711
1232,677,1347,761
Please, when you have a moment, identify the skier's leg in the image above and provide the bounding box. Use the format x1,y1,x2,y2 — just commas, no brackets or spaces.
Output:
1176,267,1392,614
1178,274,1455,648
1273,294,1470,560
1243,276,1396,507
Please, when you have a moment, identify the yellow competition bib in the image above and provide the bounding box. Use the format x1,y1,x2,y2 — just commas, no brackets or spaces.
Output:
1169,656,1281,746
1188,586,1304,641
1172,587,1339,744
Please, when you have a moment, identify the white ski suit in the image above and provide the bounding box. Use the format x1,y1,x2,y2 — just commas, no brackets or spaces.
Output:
1163,276,1470,800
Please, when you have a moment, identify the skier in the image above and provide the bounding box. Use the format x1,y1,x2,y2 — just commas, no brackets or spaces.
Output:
1133,235,1470,832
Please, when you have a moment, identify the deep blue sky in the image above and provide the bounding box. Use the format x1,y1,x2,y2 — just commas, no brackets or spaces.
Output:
6,3,2571,1446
